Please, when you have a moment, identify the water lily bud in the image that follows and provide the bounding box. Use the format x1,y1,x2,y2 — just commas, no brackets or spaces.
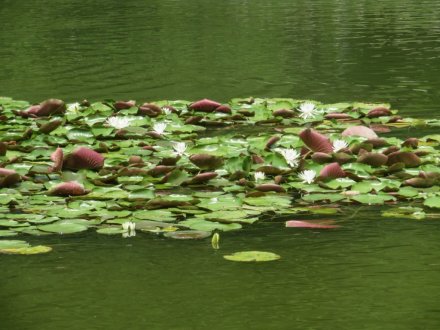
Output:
211,233,220,250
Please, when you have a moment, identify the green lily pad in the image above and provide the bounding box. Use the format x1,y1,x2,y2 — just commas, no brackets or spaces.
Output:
96,227,126,235
0,240,30,249
351,194,396,205
133,210,177,222
223,251,281,262
0,219,29,227
302,194,346,203
424,196,440,209
38,222,89,234
0,245,52,255
179,219,242,232
163,230,211,240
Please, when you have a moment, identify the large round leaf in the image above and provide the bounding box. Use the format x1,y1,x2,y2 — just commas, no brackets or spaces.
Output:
38,222,89,234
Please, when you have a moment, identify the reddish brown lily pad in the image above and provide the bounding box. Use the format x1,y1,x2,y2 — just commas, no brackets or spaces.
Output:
63,147,104,170
387,151,421,168
319,162,346,179
49,181,88,196
189,99,221,112
299,128,333,154
342,126,378,139
286,220,340,229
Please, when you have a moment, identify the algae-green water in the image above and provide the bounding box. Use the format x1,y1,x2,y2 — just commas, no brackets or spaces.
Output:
1,1,440,329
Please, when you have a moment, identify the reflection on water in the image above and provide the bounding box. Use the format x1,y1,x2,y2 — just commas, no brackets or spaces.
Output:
1,211,440,329
1,0,440,117
1,0,440,329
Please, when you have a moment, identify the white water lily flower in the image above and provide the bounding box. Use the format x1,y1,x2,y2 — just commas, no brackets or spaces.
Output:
299,170,316,184
209,197,219,204
106,116,131,130
254,171,266,182
153,122,167,135
298,102,318,119
276,148,300,167
173,142,187,156
332,139,349,152
162,107,172,116
67,102,81,113
122,221,136,238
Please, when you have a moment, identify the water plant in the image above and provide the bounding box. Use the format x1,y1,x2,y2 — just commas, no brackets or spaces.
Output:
0,96,439,255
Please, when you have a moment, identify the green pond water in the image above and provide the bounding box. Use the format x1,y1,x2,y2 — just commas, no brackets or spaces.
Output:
1,0,440,329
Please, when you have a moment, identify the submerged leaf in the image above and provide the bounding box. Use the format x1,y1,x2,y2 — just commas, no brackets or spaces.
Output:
223,251,280,262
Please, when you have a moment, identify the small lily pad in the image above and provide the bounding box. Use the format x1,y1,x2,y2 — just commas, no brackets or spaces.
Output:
0,245,52,255
0,230,18,237
0,240,30,249
96,227,126,235
286,220,340,229
424,196,440,209
163,230,211,240
223,251,281,262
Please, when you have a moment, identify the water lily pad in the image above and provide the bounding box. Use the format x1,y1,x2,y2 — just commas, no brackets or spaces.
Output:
179,219,241,231
0,230,18,237
351,193,396,205
163,230,211,240
0,240,30,249
302,193,345,203
424,196,440,209
286,220,340,229
96,227,126,235
38,222,89,234
0,245,52,255
223,251,280,262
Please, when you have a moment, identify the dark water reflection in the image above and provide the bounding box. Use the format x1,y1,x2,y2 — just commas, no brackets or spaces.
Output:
2,213,440,329
1,1,440,329
1,0,440,117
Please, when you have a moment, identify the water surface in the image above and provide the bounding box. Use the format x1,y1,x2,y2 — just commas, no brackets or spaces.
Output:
1,1,440,329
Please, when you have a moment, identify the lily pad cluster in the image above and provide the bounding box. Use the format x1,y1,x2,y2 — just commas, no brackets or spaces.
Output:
0,96,439,253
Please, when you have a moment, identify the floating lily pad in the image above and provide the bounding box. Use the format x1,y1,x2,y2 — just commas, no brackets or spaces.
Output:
163,230,211,240
0,230,18,237
0,240,30,249
0,245,52,255
286,220,340,229
424,196,440,209
351,194,396,205
179,219,241,232
223,251,281,262
96,227,126,235
38,222,89,234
